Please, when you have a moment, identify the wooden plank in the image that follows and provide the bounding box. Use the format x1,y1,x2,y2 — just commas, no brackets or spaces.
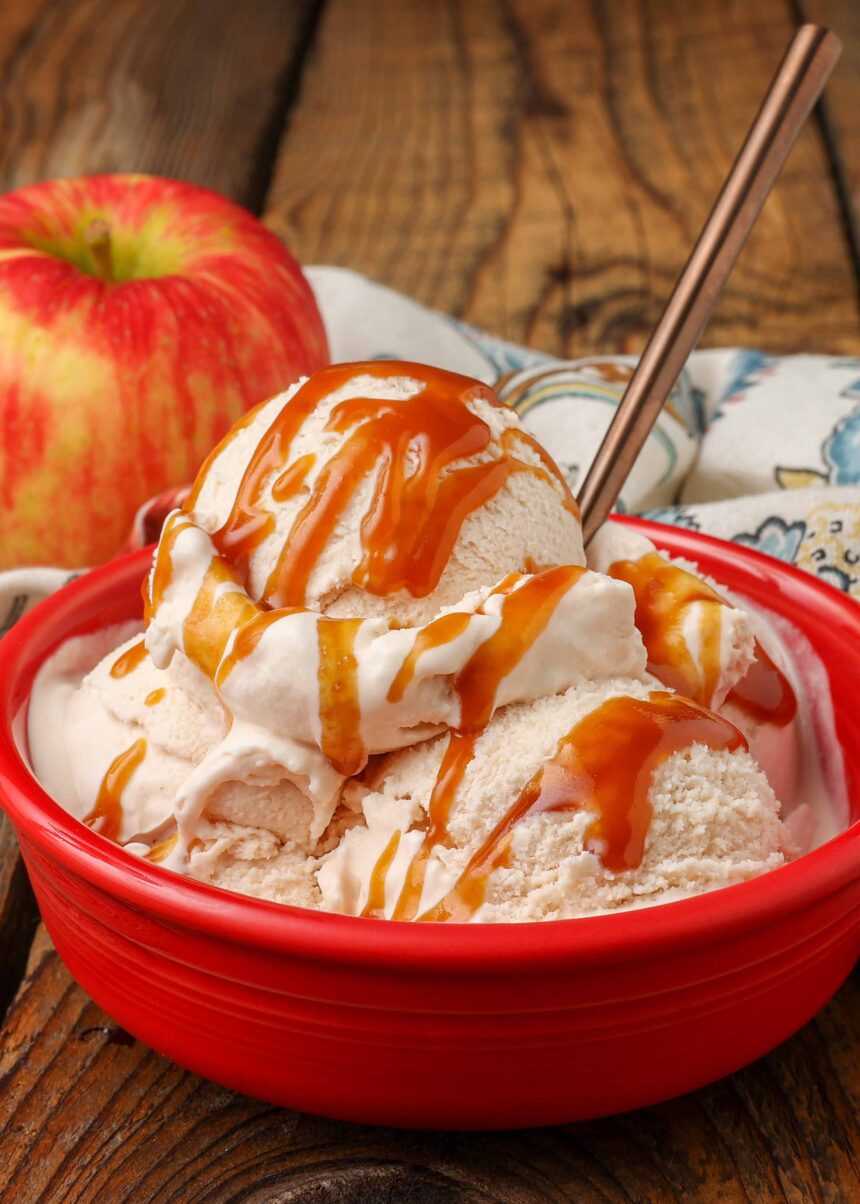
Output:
801,0,860,270
0,0,321,206
0,816,38,1020
0,0,322,1026
0,933,857,1202
264,0,860,356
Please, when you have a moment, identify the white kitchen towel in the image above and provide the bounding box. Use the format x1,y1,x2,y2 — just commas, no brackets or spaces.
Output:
2,264,859,633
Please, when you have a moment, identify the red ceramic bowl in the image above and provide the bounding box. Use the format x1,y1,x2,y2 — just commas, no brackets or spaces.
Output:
0,518,858,1130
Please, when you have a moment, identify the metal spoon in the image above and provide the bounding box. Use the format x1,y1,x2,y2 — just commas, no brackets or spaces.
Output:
577,24,842,545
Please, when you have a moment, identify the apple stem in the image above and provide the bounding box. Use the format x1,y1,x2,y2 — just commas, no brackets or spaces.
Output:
85,219,114,283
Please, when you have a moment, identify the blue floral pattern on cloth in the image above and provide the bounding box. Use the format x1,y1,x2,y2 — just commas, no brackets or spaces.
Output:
824,405,860,486
640,506,703,532
718,349,778,406
732,517,807,563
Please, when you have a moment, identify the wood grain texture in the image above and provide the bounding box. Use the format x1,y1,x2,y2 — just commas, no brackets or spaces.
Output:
0,0,320,206
265,0,860,356
0,816,38,1022
802,0,860,271
0,934,857,1203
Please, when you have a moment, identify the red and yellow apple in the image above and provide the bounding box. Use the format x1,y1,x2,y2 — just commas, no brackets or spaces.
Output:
0,174,329,569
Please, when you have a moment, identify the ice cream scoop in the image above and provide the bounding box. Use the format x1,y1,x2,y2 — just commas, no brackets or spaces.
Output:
32,362,604,879
318,680,792,922
182,361,584,623
25,362,820,921
587,522,801,805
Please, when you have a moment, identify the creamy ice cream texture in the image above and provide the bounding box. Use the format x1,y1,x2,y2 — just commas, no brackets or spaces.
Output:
29,361,829,922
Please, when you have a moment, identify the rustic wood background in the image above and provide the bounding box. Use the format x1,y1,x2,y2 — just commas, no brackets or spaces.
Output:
1,0,859,1200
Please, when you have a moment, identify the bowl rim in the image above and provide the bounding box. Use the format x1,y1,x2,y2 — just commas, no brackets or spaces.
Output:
1,517,858,974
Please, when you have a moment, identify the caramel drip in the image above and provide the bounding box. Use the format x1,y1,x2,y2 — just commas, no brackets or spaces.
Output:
271,452,316,503
145,831,179,863
206,361,540,607
608,552,726,707
144,515,188,624
266,395,507,606
727,639,797,726
215,606,302,687
84,739,147,843
419,692,747,923
375,567,582,918
318,617,365,776
456,566,585,730
182,553,259,679
499,428,580,517
361,830,402,919
609,551,796,725
387,567,582,716
210,380,323,576
110,639,147,679
387,613,473,704
145,688,165,707
390,731,477,921
483,572,525,599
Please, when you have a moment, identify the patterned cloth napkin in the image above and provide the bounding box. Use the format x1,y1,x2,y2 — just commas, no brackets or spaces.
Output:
3,265,859,634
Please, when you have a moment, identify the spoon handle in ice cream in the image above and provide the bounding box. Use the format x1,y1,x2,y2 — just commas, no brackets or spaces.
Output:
577,23,841,546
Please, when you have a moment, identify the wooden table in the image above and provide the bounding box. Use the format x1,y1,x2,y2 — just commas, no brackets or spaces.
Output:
1,2,859,1199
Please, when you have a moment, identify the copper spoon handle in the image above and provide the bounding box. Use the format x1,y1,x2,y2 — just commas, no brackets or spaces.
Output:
577,24,842,545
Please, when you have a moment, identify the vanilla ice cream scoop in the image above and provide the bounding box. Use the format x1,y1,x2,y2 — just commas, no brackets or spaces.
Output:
29,628,342,858
145,512,646,774
318,680,793,922
182,362,584,624
587,523,800,803
29,364,603,877
26,361,818,922
587,523,756,709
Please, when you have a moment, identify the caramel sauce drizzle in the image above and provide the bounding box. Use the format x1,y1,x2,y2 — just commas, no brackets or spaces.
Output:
110,639,148,679
318,617,365,776
84,739,148,843
205,378,324,580
182,554,259,680
499,428,579,518
265,387,508,606
144,514,188,624
145,831,179,863
482,571,526,599
455,566,585,730
418,692,746,923
387,612,473,705
389,731,476,921
608,552,724,706
360,830,402,919
145,688,165,707
386,566,583,718
608,551,796,725
214,606,302,687
374,567,585,917
193,361,571,609
271,452,316,503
